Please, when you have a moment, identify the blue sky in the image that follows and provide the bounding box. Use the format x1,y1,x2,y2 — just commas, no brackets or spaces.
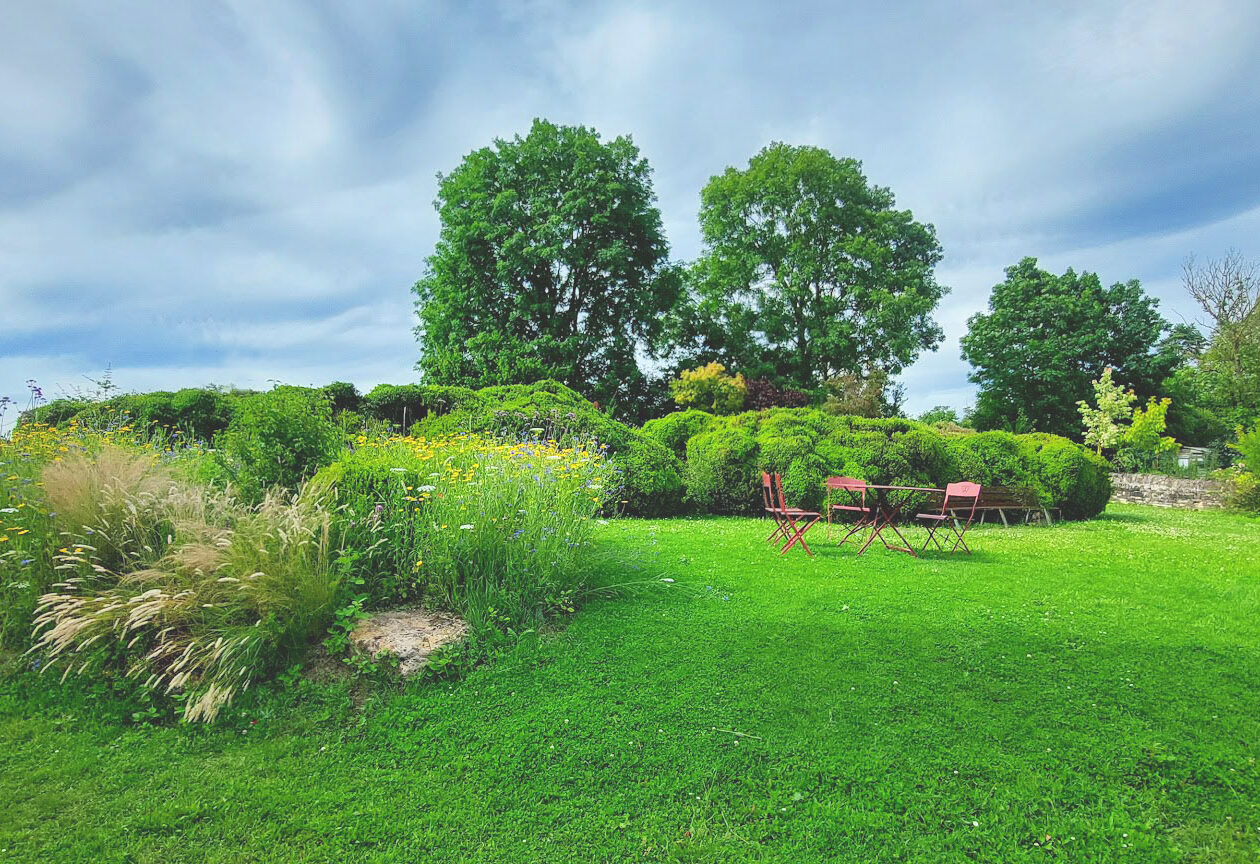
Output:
3,0,1260,426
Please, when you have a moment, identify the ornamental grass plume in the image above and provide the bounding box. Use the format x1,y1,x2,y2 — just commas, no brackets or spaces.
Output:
31,461,340,723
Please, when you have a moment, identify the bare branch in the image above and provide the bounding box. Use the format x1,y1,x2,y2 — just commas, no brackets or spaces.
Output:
1182,249,1260,334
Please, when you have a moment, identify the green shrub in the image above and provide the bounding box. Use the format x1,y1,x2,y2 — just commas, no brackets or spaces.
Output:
683,421,760,514
170,388,236,440
950,431,1038,491
656,407,1111,520
641,409,716,459
217,387,343,499
402,380,684,516
21,388,240,442
314,432,616,635
320,381,362,416
361,383,476,428
1023,434,1112,520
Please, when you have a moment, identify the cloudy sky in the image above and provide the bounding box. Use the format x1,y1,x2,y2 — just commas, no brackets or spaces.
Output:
4,0,1260,425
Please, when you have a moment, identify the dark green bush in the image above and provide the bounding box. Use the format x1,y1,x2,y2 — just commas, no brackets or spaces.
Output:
217,387,342,499
360,383,476,428
320,381,362,416
21,388,240,442
169,388,236,440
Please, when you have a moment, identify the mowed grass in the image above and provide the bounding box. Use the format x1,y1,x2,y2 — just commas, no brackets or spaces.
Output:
1,504,1257,863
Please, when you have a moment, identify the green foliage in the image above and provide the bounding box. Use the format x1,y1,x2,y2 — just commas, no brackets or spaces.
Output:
316,433,615,638
169,388,236,440
319,381,361,416
1023,434,1113,520
4,508,1259,860
659,407,1110,519
1077,367,1137,455
682,421,760,514
217,387,342,500
678,143,946,388
669,362,747,414
641,409,716,459
962,257,1174,438
360,383,474,429
1228,422,1260,470
917,405,961,426
822,370,903,418
1161,366,1230,447
414,118,682,414
396,380,683,516
24,388,240,442
1116,397,1178,470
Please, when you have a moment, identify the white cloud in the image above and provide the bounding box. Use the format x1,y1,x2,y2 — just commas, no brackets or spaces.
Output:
2,0,1260,423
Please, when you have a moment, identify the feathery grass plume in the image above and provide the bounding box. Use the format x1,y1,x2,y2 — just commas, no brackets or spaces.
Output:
31,470,340,722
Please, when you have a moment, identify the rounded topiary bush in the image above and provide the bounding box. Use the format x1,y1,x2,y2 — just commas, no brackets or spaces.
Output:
684,421,760,514
641,410,716,459
613,436,686,516
1025,434,1112,519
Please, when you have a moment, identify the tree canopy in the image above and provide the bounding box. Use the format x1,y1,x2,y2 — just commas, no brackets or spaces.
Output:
961,258,1174,438
413,119,681,414
675,143,947,389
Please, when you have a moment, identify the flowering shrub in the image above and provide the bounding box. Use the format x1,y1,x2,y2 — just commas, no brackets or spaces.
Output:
315,432,616,634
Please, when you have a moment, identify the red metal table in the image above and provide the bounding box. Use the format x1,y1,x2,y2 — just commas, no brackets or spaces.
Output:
857,485,944,557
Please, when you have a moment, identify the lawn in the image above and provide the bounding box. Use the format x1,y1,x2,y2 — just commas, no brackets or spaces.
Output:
1,504,1257,863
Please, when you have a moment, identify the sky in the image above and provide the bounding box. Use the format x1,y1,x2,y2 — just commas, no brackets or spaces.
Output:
4,0,1260,427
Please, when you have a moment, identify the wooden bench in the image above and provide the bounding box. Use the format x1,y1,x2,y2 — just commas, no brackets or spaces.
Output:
949,485,1056,526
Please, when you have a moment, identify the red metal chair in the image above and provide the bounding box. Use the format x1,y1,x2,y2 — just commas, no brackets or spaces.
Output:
824,476,874,547
769,472,822,556
761,472,790,544
916,482,981,554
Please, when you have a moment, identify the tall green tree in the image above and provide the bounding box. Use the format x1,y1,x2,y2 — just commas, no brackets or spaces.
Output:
677,143,947,389
961,258,1174,438
414,119,681,414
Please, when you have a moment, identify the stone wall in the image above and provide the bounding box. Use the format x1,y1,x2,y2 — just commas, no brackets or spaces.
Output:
1109,473,1227,509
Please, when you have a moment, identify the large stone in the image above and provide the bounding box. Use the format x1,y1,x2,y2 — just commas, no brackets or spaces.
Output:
349,609,468,677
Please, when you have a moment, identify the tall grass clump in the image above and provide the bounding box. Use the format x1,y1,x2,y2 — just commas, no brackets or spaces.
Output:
315,432,615,635
1,422,175,647
26,445,341,722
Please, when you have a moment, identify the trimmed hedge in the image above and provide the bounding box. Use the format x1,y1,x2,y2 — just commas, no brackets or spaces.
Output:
23,388,248,442
644,408,1111,519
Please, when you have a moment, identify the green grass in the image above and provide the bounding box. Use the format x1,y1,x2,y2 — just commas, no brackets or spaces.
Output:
1,504,1258,862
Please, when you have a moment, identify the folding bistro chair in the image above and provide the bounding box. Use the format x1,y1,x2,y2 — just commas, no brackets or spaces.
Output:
762,472,791,545
770,472,822,556
916,482,981,554
824,476,874,547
